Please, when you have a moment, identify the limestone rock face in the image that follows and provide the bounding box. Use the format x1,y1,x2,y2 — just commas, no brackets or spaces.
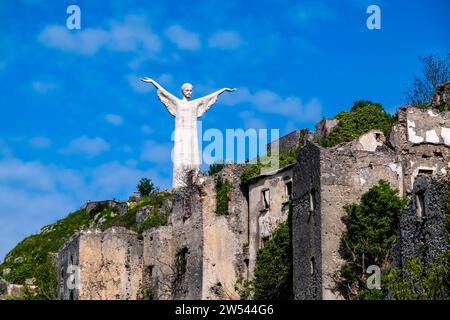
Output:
57,227,143,300
0,278,8,296
314,118,339,141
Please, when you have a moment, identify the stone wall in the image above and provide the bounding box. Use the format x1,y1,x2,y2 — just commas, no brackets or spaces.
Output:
142,226,174,300
394,176,449,268
267,130,303,154
141,164,249,300
292,142,322,299
390,107,450,193
248,166,293,280
57,227,143,300
293,134,403,300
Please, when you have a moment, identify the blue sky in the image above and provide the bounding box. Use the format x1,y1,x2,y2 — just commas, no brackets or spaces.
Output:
0,0,449,260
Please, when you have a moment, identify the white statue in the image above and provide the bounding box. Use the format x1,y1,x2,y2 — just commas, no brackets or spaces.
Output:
141,77,236,188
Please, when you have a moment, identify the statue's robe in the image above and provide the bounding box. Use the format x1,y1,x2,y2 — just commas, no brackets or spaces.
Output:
157,89,218,188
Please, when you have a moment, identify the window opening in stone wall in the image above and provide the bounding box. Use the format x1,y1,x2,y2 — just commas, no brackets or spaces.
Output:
417,169,434,176
416,191,425,221
375,132,382,142
262,189,270,209
285,181,293,201
310,257,316,275
309,189,316,213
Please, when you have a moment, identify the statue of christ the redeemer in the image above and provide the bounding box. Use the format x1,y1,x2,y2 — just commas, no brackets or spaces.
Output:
141,77,236,189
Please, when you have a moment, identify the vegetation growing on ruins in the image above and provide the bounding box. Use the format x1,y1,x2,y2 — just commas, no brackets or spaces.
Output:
381,181,450,300
384,254,449,299
0,189,172,299
336,180,449,300
240,151,298,185
319,101,396,148
335,180,407,299
208,162,225,176
215,176,232,216
99,191,172,234
0,208,91,299
240,130,308,185
404,53,450,109
172,247,188,296
237,203,293,300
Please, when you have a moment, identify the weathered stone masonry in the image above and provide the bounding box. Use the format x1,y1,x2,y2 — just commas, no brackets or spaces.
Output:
56,105,450,300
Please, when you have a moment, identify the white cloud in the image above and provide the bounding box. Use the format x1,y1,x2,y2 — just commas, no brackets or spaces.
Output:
29,136,52,149
165,25,201,50
293,1,338,25
104,114,123,126
157,73,173,86
208,31,242,50
239,111,267,129
141,125,152,134
60,136,110,158
38,15,161,56
221,87,322,122
32,81,58,94
0,139,12,158
121,145,133,153
140,140,172,164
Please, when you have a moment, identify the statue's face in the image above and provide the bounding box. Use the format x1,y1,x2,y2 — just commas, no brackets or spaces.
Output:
182,85,193,99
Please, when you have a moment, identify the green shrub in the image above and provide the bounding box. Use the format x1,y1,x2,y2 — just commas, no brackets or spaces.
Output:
336,180,407,299
137,209,169,234
240,151,297,185
384,254,449,300
216,176,232,216
319,101,396,148
252,219,293,299
208,162,225,176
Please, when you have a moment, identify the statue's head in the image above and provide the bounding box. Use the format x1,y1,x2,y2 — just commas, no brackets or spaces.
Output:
181,83,193,100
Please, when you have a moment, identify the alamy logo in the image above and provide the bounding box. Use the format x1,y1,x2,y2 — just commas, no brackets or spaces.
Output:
66,264,80,290
66,5,81,30
366,5,381,30
366,265,381,289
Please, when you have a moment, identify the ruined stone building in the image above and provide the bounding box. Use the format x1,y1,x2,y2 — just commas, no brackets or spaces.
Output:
56,106,450,300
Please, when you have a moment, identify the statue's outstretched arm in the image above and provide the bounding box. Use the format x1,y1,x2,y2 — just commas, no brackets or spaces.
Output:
141,77,178,116
196,87,236,117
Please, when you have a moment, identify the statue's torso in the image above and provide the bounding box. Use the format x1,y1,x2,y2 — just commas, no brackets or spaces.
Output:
173,99,200,167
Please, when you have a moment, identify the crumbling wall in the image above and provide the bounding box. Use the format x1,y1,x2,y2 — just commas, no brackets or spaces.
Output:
292,142,322,300
390,107,450,193
57,227,143,300
201,164,249,300
169,171,204,299
248,166,293,280
267,130,303,154
394,176,448,268
293,135,403,300
142,226,174,300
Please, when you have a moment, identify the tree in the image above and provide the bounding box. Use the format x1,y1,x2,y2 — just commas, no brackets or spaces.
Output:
319,102,395,148
336,180,407,299
137,178,156,197
404,53,450,107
